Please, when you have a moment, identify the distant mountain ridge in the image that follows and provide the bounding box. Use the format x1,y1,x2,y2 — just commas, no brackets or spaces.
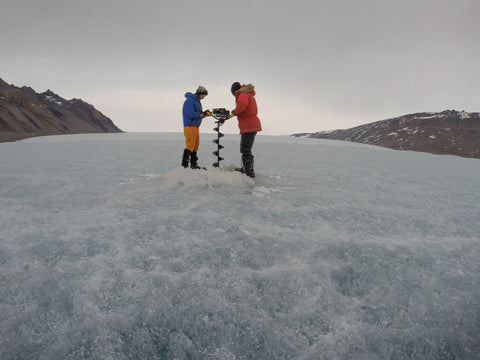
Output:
0,77,122,142
293,110,480,159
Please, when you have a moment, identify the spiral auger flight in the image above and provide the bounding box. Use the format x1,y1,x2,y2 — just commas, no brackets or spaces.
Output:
210,108,231,168
212,124,224,168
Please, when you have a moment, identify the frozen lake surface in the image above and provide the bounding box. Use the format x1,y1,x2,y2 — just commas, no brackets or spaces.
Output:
1,133,479,359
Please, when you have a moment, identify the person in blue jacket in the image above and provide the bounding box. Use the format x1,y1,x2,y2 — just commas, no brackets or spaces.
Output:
181,86,211,168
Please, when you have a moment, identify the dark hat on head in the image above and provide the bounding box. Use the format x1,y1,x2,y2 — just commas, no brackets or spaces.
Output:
231,82,241,95
196,86,208,95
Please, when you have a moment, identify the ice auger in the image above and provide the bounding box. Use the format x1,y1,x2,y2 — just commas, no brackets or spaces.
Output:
210,108,232,168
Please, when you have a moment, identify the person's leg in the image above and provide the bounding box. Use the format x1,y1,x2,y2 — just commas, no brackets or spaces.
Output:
190,127,201,168
184,126,197,152
182,126,196,168
240,132,257,177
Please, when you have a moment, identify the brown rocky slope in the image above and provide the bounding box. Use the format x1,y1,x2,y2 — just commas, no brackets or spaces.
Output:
0,77,122,142
293,110,480,159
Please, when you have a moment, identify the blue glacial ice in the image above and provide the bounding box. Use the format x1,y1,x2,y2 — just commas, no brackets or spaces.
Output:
0,133,479,359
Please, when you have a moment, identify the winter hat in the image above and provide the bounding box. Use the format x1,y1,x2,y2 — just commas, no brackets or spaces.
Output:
196,86,208,95
231,82,241,95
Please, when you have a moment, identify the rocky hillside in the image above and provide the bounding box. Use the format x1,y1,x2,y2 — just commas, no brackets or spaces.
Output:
293,110,480,159
0,77,122,142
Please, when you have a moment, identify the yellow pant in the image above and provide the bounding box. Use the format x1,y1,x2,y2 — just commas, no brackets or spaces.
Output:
184,126,200,152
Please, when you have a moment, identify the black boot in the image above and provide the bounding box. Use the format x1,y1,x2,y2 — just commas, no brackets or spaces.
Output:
190,151,201,169
182,149,190,168
242,155,255,178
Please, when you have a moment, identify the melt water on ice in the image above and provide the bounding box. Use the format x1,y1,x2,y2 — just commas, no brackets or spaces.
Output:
1,133,479,360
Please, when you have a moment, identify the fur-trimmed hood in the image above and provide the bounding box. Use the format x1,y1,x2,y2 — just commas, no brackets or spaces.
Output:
238,84,255,94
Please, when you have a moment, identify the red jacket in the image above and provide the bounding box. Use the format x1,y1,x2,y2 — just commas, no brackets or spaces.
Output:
233,84,262,134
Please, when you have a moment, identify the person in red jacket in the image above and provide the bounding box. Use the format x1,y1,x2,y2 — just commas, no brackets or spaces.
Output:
230,82,262,178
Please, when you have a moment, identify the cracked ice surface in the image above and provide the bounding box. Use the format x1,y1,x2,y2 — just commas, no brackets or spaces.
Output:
1,133,479,359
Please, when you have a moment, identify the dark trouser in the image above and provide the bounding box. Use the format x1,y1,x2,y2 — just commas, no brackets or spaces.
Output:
240,132,257,177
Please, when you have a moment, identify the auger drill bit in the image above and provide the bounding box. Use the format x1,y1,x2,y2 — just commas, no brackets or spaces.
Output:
211,108,231,168
212,121,225,168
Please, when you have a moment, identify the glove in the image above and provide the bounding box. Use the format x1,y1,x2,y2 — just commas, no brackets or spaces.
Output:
229,111,236,119
201,110,212,118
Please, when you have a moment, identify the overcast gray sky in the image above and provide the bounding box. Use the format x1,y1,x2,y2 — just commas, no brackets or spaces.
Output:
1,0,479,135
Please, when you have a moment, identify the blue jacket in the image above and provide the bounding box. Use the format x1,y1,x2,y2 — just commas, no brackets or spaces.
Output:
182,92,203,127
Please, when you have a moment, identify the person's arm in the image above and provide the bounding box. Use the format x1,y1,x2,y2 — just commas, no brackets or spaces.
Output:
233,93,249,115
